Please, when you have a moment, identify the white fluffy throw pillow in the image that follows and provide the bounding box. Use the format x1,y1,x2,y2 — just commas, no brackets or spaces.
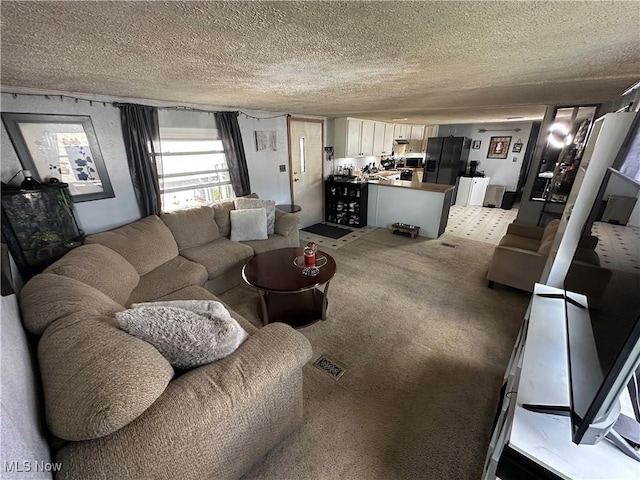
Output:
116,301,248,369
234,197,276,234
230,207,268,242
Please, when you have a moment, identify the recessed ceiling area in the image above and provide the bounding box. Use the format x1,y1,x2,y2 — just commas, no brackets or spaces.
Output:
1,1,639,125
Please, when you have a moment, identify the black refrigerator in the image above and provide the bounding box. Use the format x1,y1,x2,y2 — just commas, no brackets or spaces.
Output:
422,137,471,184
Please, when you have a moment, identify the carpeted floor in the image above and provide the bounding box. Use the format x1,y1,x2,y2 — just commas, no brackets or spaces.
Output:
299,223,378,250
219,229,530,480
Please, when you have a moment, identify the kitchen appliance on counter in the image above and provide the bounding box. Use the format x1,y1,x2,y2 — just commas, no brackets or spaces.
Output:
422,136,470,185
400,170,413,181
405,158,422,168
380,158,396,170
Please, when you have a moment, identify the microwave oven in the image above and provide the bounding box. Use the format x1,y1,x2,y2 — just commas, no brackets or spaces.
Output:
405,158,422,168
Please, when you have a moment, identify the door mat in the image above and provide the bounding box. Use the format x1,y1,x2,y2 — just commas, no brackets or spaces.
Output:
302,223,352,239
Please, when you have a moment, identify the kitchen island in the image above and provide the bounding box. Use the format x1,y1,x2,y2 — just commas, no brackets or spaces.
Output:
366,179,455,238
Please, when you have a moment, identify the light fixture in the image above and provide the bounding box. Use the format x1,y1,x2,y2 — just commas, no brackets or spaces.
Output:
621,80,640,96
478,128,522,133
547,122,573,149
391,117,408,121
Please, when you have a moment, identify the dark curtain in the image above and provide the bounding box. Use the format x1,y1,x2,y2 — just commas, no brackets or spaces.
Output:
118,104,162,216
215,111,251,196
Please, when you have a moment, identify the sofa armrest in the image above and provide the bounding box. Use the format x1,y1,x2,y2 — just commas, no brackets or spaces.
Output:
275,209,300,244
505,222,545,240
56,323,312,480
566,261,612,298
487,246,548,292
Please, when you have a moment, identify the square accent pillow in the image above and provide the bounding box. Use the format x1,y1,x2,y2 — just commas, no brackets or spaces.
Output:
230,207,268,242
116,301,248,369
234,197,276,234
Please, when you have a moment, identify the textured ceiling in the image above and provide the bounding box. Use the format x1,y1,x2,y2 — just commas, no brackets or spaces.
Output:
1,1,639,125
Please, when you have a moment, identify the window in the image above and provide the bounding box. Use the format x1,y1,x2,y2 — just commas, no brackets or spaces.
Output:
156,124,234,212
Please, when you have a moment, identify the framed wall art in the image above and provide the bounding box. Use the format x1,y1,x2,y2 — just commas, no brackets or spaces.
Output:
254,130,277,151
487,136,511,159
2,113,114,202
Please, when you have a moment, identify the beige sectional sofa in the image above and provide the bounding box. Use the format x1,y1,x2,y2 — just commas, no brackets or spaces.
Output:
18,199,312,480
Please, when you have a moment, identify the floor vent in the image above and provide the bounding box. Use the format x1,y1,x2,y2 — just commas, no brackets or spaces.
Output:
313,355,346,380
441,242,458,248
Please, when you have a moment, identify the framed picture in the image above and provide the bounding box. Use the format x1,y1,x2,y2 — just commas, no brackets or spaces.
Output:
472,140,482,149
255,130,277,151
487,136,511,159
512,142,523,153
2,113,114,202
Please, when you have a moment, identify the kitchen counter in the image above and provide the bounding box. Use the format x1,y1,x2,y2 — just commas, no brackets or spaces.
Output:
367,178,455,193
366,181,454,238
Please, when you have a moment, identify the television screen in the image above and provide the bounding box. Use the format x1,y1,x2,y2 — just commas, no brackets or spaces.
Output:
615,116,640,186
564,112,640,449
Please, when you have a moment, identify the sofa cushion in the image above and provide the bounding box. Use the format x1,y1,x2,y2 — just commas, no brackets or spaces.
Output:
20,273,125,335
44,244,139,305
150,286,259,335
181,237,254,279
86,216,179,275
241,234,292,254
161,206,220,250
126,256,208,305
538,239,555,256
116,303,248,369
235,197,276,234
541,219,560,244
212,200,235,238
230,208,268,242
39,312,174,441
498,234,540,252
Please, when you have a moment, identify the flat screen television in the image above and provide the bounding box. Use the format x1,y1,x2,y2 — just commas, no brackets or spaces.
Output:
565,110,640,459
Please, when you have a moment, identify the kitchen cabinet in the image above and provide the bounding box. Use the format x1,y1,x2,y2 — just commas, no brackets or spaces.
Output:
407,125,425,153
455,176,491,206
394,124,408,139
360,120,375,156
324,180,368,227
333,117,428,158
335,118,375,158
373,122,395,156
383,123,395,155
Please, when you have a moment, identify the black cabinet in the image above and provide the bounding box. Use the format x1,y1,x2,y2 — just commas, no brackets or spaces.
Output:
324,180,368,228
1,183,84,279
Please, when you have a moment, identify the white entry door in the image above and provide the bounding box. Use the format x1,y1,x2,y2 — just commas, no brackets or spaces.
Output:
288,118,324,228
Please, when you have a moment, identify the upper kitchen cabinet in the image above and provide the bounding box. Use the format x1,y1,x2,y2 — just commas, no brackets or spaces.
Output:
373,122,394,156
333,117,428,158
394,124,408,139
407,125,425,153
335,118,375,158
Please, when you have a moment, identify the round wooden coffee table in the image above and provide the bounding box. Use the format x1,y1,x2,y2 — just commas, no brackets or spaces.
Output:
242,247,336,329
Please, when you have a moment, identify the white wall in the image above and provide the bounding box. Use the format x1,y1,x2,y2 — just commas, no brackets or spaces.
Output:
439,121,533,191
1,93,141,234
237,113,292,204
1,91,304,232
